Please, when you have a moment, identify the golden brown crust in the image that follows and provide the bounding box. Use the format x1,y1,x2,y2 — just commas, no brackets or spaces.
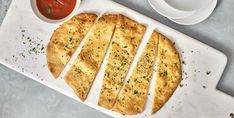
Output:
46,13,97,78
98,15,146,109
64,15,117,101
152,33,182,114
112,31,159,115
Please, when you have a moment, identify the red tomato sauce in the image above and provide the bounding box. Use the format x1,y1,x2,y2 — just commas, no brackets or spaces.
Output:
36,0,76,20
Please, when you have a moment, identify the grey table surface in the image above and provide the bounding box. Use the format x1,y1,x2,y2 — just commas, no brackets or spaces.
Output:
0,0,233,118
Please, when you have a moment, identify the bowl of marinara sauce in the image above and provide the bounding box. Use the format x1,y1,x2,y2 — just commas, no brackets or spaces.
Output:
31,0,80,23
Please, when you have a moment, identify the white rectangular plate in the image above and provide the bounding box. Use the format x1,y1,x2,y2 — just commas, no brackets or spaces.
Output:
0,0,233,118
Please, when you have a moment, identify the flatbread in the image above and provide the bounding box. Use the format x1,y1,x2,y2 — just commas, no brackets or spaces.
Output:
64,15,117,101
112,31,159,115
46,13,97,78
152,33,182,114
98,15,146,109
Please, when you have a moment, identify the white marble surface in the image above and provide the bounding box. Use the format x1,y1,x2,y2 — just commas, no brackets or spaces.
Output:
0,0,233,118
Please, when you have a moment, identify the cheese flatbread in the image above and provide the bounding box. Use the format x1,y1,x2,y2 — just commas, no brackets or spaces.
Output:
64,15,117,101
46,13,97,78
113,31,159,115
98,15,146,109
152,33,182,114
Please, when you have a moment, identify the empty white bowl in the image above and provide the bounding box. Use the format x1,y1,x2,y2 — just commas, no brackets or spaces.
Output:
164,0,212,12
169,0,217,25
148,0,217,25
148,0,195,19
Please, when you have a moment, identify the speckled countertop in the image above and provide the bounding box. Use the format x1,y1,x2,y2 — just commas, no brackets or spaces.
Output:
0,0,234,118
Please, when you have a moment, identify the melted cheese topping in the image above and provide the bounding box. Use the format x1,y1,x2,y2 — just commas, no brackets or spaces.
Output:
152,34,182,114
47,13,97,78
98,15,146,109
113,31,158,115
64,15,117,101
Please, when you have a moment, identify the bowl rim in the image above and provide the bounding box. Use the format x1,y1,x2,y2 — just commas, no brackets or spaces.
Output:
163,0,213,12
30,0,81,23
147,0,195,19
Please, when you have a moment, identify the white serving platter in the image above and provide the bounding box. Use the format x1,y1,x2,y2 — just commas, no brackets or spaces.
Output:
0,0,233,118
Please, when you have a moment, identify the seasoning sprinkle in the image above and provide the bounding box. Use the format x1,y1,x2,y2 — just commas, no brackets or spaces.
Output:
123,45,127,48
179,84,184,88
206,71,211,75
182,61,186,65
230,113,234,118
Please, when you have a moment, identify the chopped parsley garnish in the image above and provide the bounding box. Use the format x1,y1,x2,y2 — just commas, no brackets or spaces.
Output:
179,84,184,88
182,61,186,65
134,90,138,94
230,113,234,118
206,71,211,75
46,8,52,15
160,71,168,77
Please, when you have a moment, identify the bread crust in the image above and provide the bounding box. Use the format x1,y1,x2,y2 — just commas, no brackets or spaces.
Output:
112,31,159,115
46,13,97,78
152,33,182,114
98,15,146,109
64,14,117,101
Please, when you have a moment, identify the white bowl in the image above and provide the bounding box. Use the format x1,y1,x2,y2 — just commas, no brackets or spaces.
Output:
169,0,217,25
30,0,80,23
148,0,195,19
164,0,213,12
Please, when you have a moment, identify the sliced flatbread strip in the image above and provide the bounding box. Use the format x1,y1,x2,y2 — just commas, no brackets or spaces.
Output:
98,15,146,109
46,13,97,78
113,31,159,115
152,33,182,114
64,15,117,101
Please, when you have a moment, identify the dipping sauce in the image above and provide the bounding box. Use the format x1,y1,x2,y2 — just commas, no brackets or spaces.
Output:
36,0,76,20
